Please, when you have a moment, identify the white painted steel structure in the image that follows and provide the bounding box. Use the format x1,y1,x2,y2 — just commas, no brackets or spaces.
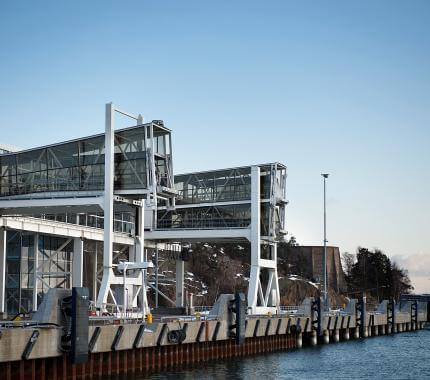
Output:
0,103,288,317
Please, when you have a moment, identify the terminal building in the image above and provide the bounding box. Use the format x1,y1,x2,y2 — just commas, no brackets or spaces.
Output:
0,103,288,317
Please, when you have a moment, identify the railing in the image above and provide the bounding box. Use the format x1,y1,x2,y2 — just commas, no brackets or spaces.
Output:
193,306,213,313
88,301,146,323
280,306,299,313
156,217,251,230
9,213,136,235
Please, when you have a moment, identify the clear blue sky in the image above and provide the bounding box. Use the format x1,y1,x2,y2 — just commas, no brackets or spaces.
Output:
1,1,429,291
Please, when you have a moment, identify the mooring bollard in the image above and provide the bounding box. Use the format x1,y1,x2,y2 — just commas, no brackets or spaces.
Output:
296,333,303,348
333,329,339,343
373,326,378,336
343,329,350,341
310,330,317,346
363,326,369,338
381,325,386,335
354,327,360,339
323,330,329,344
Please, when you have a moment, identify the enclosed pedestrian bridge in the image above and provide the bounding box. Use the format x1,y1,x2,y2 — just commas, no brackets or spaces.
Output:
147,163,288,243
159,163,287,233
0,119,176,216
0,103,428,380
0,103,289,320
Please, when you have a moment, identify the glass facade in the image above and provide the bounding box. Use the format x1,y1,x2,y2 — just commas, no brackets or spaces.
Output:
5,231,72,315
157,204,251,229
157,163,287,233
32,211,136,235
174,167,252,205
5,232,34,315
0,123,173,197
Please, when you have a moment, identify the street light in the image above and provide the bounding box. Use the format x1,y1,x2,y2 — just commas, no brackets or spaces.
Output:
321,173,329,310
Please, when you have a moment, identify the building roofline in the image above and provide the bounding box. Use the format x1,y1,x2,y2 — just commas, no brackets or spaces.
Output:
0,143,21,153
0,121,169,157
175,162,287,177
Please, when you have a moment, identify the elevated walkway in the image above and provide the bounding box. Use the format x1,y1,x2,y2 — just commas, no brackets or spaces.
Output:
0,216,134,245
146,227,251,243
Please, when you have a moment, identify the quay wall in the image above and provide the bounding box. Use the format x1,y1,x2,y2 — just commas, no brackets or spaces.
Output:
0,299,427,379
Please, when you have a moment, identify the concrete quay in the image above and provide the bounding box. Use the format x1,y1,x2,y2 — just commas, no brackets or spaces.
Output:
0,295,427,379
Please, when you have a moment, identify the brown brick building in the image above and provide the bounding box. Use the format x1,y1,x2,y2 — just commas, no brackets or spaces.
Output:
288,246,347,293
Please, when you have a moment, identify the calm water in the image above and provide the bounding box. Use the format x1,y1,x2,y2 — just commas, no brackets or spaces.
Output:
142,327,430,380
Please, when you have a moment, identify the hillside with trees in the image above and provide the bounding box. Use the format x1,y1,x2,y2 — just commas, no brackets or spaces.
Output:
342,247,413,302
149,240,413,308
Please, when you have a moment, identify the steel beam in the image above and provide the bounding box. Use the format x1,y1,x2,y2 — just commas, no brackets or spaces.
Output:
97,103,115,307
0,228,6,314
175,259,185,307
72,238,84,287
32,233,39,311
248,166,261,313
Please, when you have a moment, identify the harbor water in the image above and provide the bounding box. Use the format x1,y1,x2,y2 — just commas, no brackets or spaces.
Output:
144,327,430,379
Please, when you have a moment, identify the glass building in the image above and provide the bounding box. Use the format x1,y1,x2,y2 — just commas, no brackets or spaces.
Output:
0,104,288,315
5,231,72,315
157,163,287,237
0,121,173,197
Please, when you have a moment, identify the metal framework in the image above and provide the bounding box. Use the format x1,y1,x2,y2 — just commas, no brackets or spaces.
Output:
0,103,288,317
147,163,288,314
0,103,177,316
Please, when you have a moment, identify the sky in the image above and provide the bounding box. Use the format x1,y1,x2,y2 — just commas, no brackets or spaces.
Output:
0,1,429,292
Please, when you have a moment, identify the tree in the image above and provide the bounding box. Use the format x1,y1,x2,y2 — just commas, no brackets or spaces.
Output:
342,252,355,283
344,247,413,302
391,261,414,300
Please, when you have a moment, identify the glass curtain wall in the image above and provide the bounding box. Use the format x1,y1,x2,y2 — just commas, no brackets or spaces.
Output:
37,235,72,297
157,204,251,229
0,125,153,197
5,231,72,315
30,211,136,235
5,232,34,315
158,164,286,233
174,167,252,205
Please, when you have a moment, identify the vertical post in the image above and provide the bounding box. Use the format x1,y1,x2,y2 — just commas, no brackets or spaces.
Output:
72,238,84,287
321,173,329,310
270,244,280,308
123,265,127,319
324,177,327,307
93,242,98,302
135,205,144,263
175,259,184,308
248,166,261,313
32,233,39,311
0,228,7,315
135,203,148,314
97,103,115,307
142,248,149,316
155,246,159,308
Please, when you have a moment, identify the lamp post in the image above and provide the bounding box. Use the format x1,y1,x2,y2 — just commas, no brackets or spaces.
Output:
321,173,329,310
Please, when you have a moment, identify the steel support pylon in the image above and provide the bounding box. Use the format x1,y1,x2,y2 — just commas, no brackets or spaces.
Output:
96,103,150,315
247,166,280,315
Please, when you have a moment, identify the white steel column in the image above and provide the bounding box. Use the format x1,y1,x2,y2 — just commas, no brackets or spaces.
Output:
135,203,149,314
97,103,115,307
0,228,6,314
32,233,39,311
248,166,261,313
248,166,280,315
268,244,280,307
175,259,184,308
93,242,98,302
72,238,84,287
135,204,144,263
